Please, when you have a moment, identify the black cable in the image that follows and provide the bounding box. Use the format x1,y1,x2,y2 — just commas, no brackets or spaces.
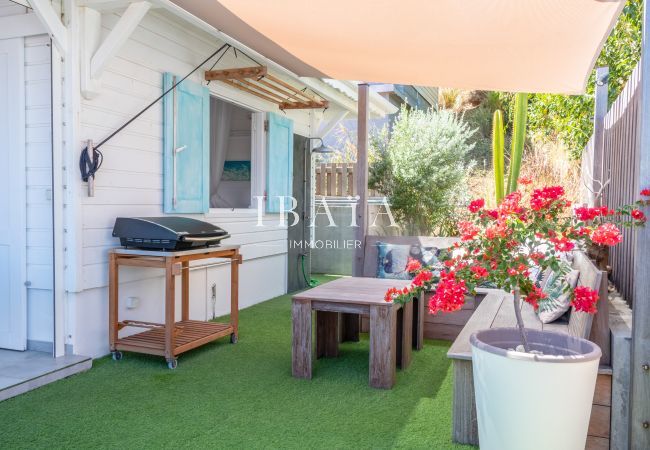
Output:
206,44,232,85
79,43,229,182
79,145,103,182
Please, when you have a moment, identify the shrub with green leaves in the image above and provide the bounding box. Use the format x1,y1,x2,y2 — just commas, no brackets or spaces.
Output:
526,0,642,158
369,107,475,235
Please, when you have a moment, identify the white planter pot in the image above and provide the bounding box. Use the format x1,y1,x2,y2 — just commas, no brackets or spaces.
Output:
470,328,601,450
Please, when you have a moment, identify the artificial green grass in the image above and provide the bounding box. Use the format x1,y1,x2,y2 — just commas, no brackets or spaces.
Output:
0,275,470,449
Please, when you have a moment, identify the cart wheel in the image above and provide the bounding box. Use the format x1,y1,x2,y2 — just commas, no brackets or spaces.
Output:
112,351,123,361
167,359,178,370
230,333,238,344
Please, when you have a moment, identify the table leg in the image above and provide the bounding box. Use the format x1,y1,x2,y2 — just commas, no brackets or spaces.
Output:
164,258,176,363
341,313,360,342
399,301,413,369
108,253,118,351
369,305,396,389
292,298,312,379
414,292,425,350
230,252,240,340
316,311,339,358
181,260,189,321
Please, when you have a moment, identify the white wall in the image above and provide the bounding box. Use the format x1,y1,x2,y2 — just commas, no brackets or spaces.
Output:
25,34,53,346
70,9,314,357
0,1,54,348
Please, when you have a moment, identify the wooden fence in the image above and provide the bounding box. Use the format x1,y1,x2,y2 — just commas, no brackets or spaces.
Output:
315,163,381,197
582,63,642,303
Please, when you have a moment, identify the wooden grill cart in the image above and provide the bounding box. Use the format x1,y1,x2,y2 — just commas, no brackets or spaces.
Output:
108,245,242,369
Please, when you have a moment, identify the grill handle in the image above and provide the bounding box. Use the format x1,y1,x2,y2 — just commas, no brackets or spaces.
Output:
181,234,231,242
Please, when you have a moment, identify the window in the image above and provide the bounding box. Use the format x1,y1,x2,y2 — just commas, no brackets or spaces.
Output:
209,97,255,209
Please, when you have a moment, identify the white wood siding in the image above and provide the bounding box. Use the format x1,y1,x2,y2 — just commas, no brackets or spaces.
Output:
0,1,54,346
71,10,312,356
26,34,53,344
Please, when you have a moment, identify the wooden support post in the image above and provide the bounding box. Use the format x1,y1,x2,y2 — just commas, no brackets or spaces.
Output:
316,311,339,358
164,258,176,362
591,67,609,207
230,251,240,338
341,314,360,342
413,292,425,350
181,260,189,321
353,82,369,276
292,298,312,379
630,2,650,446
108,252,118,351
369,305,396,389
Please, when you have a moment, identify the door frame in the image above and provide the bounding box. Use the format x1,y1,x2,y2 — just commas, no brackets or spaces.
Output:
0,37,27,351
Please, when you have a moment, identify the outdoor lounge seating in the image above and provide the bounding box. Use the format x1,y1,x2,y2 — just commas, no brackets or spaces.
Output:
447,251,612,447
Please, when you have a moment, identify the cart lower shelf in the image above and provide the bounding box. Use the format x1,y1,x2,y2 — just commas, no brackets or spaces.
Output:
115,320,234,357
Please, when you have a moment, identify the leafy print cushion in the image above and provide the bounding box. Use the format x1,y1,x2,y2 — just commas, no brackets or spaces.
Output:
537,268,580,324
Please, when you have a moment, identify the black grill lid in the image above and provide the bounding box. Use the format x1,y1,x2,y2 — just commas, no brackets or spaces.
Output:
112,217,229,240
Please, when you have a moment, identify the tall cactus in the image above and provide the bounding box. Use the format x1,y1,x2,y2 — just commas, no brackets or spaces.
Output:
507,93,529,194
492,109,505,204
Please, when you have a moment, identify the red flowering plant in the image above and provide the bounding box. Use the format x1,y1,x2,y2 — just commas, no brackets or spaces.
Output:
384,258,437,305
385,183,649,351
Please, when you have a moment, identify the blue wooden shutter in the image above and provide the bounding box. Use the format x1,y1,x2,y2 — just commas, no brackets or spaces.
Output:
266,112,294,213
162,73,210,213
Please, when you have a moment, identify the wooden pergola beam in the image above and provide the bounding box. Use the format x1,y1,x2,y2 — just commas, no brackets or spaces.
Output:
221,79,281,105
279,100,329,110
257,77,305,103
206,65,328,109
205,65,267,81
265,73,317,102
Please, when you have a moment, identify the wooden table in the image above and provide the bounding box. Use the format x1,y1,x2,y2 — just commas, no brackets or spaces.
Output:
108,245,242,369
292,277,419,389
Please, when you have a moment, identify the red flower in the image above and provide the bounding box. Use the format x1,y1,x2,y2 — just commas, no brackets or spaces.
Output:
412,269,433,287
551,236,575,252
518,176,532,185
575,206,600,221
428,272,467,314
591,223,623,246
640,188,650,197
458,221,480,241
469,265,488,279
571,286,598,314
530,252,545,263
524,286,547,311
631,209,646,222
405,258,422,273
468,198,485,213
530,186,565,211
485,209,499,219
384,287,399,303
499,192,523,216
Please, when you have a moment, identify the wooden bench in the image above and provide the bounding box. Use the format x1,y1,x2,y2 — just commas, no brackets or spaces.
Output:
447,251,611,447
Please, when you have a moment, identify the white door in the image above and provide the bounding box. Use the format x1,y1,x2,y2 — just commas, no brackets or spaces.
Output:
0,38,26,351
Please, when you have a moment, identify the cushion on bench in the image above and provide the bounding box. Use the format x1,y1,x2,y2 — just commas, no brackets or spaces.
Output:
362,236,459,278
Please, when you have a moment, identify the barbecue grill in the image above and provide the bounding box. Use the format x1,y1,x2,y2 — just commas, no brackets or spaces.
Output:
112,217,230,250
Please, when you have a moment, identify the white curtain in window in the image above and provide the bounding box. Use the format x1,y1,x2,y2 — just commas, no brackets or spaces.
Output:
210,98,232,207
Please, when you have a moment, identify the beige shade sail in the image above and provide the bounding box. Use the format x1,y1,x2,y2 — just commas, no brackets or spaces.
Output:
171,0,625,95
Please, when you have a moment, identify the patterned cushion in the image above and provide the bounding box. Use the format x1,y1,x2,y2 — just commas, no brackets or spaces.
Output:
537,268,580,324
376,242,441,280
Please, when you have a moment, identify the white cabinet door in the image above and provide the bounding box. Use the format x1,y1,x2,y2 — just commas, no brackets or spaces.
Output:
0,38,26,350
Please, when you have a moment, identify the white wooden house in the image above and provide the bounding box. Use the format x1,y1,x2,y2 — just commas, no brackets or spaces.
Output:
0,0,396,360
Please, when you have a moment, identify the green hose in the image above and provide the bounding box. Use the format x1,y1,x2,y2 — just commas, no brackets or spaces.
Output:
300,253,319,287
